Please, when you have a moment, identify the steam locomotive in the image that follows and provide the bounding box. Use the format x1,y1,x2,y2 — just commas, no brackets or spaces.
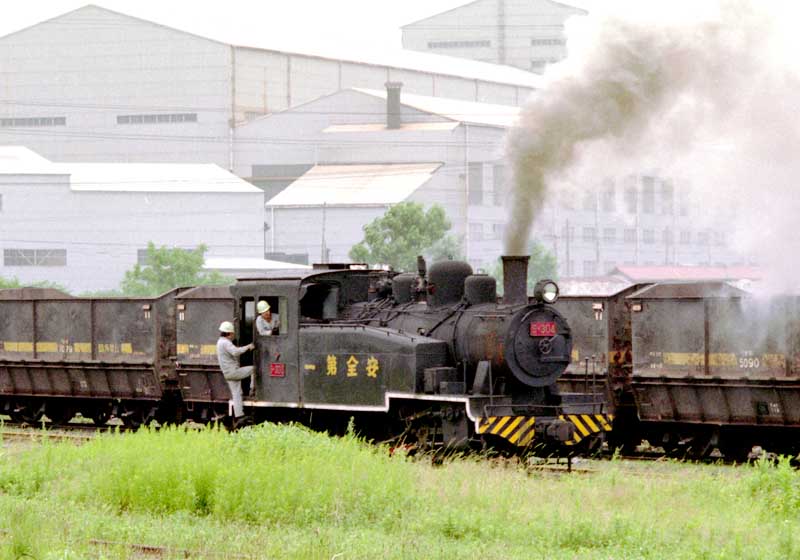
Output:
0,256,611,454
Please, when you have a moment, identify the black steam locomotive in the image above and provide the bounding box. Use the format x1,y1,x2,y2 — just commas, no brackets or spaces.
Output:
0,256,612,453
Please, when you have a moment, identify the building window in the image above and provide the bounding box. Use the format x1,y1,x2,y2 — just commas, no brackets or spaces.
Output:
493,164,506,206
582,227,596,242
0,193,3,212
643,229,655,244
469,223,483,242
714,231,727,246
661,180,674,215
679,231,691,244
468,162,483,205
4,248,66,266
697,232,710,246
531,38,566,46
491,223,505,240
0,116,66,127
583,260,597,277
624,228,637,244
601,179,615,212
642,176,655,214
530,58,559,70
582,190,596,211
662,228,673,245
603,227,616,244
428,40,490,49
624,183,638,214
117,113,198,125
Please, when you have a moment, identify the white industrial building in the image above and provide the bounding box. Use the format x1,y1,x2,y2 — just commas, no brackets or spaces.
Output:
236,86,744,274
402,0,587,73
0,147,264,292
236,86,517,266
0,4,540,168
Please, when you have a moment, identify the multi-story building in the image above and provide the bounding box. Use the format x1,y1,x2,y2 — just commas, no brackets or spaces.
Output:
402,0,586,73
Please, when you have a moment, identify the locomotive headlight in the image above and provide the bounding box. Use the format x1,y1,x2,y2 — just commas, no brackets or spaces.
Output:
534,280,559,304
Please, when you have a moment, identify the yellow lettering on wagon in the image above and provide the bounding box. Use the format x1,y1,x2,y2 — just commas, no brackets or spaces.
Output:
346,355,359,377
326,355,338,376
366,356,380,378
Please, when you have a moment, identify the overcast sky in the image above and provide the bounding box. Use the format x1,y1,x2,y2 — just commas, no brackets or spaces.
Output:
0,0,593,53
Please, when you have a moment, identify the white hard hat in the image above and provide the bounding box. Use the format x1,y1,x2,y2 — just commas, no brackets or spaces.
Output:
219,321,235,333
257,300,270,314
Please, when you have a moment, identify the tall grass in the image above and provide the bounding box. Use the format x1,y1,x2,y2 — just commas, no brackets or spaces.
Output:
1,424,800,558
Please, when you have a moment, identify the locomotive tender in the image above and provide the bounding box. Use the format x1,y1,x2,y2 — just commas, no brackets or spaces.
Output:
0,256,612,453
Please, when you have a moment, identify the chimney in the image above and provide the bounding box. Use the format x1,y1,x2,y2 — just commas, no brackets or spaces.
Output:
502,255,530,305
385,81,403,129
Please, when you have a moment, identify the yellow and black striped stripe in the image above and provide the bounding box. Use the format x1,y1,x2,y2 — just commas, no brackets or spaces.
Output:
560,413,614,446
477,413,614,448
477,415,538,447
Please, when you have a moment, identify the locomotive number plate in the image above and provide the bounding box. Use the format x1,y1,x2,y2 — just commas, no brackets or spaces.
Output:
530,322,557,337
270,363,286,377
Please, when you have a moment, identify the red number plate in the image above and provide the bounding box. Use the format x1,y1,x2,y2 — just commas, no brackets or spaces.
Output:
530,322,557,337
270,363,286,377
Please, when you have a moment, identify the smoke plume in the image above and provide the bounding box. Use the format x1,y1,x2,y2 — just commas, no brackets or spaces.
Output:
505,1,800,291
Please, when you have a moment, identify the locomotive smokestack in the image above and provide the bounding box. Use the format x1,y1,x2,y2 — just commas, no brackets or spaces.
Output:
502,255,529,305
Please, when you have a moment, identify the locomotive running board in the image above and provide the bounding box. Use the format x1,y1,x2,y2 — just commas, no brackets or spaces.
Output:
237,391,478,420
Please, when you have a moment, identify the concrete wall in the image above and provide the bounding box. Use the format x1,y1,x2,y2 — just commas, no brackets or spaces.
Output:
0,174,264,292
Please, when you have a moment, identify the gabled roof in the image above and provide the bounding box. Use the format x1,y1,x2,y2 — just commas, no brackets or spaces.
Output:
0,146,63,175
2,5,543,90
353,88,520,128
610,265,762,283
0,146,260,193
267,163,442,207
627,282,749,300
57,163,261,193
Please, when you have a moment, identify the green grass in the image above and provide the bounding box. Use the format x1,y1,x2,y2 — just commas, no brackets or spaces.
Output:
0,424,799,559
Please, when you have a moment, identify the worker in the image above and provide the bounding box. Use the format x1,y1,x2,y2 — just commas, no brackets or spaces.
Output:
255,300,279,336
216,321,254,426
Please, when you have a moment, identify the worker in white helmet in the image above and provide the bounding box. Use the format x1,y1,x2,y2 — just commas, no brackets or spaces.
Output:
255,300,279,336
216,320,254,425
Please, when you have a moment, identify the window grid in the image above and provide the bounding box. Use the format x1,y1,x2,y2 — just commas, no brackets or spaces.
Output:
0,117,66,127
428,40,491,49
4,248,66,267
117,113,198,125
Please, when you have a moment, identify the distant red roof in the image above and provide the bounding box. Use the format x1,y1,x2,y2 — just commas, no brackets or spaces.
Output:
610,266,762,283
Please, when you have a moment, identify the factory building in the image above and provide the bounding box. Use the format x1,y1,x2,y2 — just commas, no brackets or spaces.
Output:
0,4,540,168
0,147,264,292
402,0,587,73
241,85,743,274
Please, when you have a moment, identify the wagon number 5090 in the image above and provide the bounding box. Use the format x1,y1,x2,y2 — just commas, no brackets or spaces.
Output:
738,357,760,369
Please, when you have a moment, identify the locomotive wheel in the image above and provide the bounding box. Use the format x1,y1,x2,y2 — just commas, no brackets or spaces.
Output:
45,402,75,425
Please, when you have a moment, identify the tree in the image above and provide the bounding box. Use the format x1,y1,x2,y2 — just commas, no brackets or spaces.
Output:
488,240,558,294
120,243,232,296
349,202,460,271
0,276,70,293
